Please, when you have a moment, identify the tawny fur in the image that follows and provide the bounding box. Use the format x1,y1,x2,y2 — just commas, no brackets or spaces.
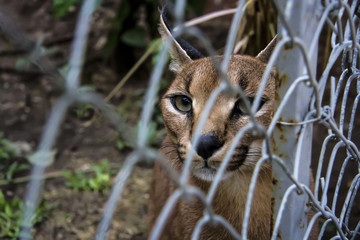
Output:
148,55,275,240
148,12,316,240
148,139,272,239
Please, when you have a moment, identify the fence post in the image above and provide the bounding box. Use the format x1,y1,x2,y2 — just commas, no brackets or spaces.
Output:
271,0,320,239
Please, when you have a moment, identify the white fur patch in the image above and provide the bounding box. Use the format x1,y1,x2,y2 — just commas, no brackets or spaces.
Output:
165,100,185,117
192,165,232,182
187,142,233,182
193,167,217,181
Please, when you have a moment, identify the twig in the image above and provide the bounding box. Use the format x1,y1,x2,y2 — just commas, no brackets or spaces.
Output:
0,49,28,57
105,8,239,103
43,35,73,47
0,67,43,76
104,38,162,102
0,163,121,186
0,171,65,186
175,8,238,30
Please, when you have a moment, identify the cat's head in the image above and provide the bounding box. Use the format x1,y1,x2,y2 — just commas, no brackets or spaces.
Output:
160,10,277,182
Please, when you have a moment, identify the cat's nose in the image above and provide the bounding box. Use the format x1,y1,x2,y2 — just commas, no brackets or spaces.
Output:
196,134,223,160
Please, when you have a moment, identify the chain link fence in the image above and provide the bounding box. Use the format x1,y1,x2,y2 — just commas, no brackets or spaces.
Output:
1,0,359,239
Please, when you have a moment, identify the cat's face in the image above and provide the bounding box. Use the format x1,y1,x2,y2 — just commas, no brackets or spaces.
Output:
161,55,276,181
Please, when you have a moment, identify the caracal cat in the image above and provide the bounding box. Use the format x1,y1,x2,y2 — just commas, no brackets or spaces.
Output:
147,10,297,240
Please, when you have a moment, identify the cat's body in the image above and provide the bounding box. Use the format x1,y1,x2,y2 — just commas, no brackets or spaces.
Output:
148,137,272,240
148,11,279,240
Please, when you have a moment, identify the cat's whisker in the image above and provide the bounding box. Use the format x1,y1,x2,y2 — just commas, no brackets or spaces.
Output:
149,8,283,239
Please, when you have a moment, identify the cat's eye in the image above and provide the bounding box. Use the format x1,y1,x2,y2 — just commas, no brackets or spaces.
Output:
171,95,192,113
234,97,266,115
235,99,251,115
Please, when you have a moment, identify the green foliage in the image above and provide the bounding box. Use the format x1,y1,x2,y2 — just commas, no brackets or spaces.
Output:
15,58,31,71
120,27,147,48
148,38,164,65
0,133,29,182
115,76,169,151
0,190,55,239
116,120,165,151
59,63,70,78
53,0,81,19
102,0,169,63
102,0,131,60
115,136,133,151
187,0,206,15
74,103,94,119
137,121,166,148
53,0,102,18
0,133,19,160
63,159,115,193
73,86,96,120
4,162,29,182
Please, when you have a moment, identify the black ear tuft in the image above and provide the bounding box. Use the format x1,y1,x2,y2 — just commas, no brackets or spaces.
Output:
256,36,277,63
176,38,204,60
161,7,204,60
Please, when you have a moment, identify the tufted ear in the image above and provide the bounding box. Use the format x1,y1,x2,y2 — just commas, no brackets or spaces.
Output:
159,8,203,72
256,36,277,63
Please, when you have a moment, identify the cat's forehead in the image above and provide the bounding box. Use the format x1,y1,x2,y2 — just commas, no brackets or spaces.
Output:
173,55,268,96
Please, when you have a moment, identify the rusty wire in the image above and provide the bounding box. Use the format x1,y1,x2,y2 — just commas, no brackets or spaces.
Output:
0,0,359,239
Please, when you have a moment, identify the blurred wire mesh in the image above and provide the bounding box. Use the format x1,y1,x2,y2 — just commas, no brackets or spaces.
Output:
0,0,359,239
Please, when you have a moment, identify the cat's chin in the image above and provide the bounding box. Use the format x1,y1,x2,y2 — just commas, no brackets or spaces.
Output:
192,166,232,182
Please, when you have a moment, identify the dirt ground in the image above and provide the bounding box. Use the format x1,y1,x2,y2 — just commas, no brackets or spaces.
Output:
1,1,359,240
0,0,152,239
0,0,239,238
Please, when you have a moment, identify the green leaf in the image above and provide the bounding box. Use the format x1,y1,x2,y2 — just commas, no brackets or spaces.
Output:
5,204,12,216
0,192,53,239
29,150,56,167
88,178,97,189
15,58,30,71
148,38,164,65
187,0,206,15
100,173,110,183
62,170,72,179
0,191,5,206
0,133,19,160
116,139,130,150
6,162,28,181
59,63,70,78
120,27,147,47
103,0,131,60
53,0,80,19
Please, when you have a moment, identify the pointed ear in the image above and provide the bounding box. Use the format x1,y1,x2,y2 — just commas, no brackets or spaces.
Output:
256,35,277,63
159,8,203,72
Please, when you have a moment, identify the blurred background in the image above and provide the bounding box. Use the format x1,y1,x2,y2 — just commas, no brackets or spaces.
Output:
1,0,358,239
0,0,277,239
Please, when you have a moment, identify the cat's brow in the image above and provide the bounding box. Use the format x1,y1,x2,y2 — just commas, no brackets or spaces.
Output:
238,76,249,90
177,71,194,93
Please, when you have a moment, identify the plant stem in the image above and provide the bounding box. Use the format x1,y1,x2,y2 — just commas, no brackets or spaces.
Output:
0,163,120,186
104,39,162,102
